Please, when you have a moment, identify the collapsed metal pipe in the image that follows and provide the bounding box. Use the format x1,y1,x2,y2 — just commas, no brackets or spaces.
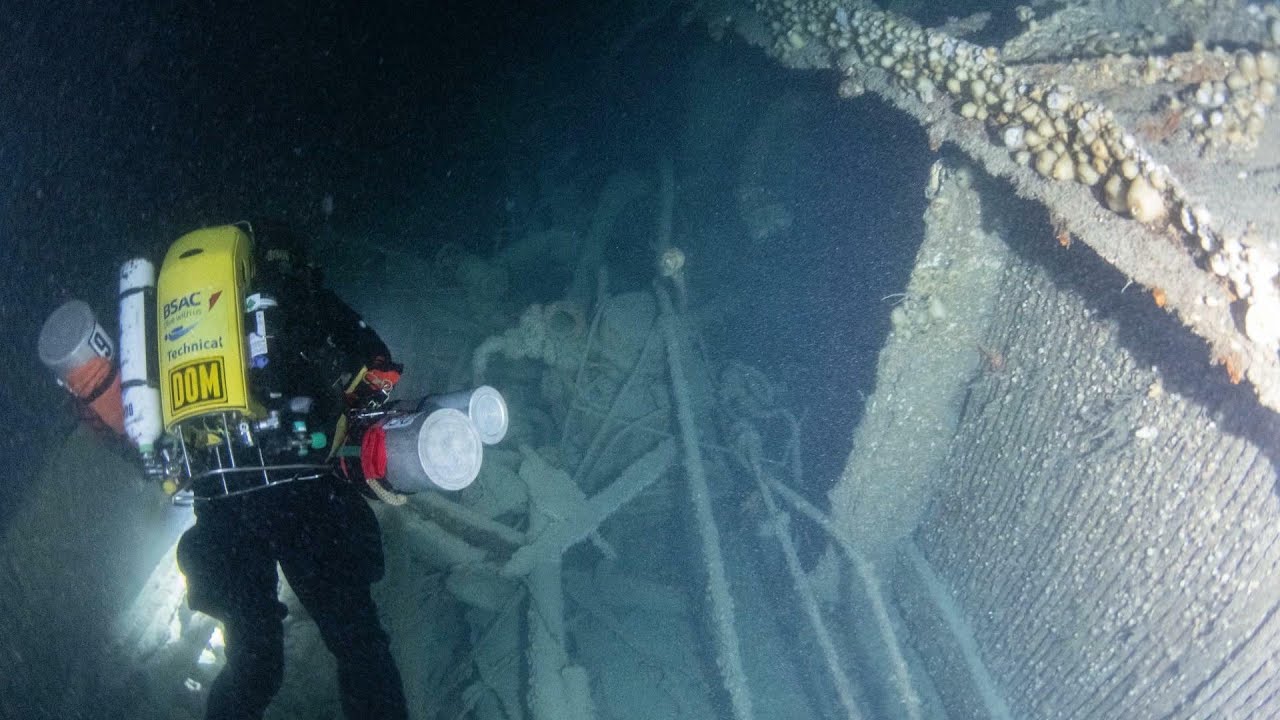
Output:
738,432,865,720
503,441,676,578
405,488,527,556
656,284,756,720
766,477,923,720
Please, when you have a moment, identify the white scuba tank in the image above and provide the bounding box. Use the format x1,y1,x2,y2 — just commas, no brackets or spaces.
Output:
119,258,163,452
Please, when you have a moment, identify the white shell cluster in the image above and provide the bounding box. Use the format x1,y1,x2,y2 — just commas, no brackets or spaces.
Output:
1176,49,1279,150
760,0,1280,353
791,3,1173,228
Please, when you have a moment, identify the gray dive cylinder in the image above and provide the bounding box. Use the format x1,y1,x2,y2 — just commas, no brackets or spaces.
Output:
422,385,509,445
38,299,115,378
382,408,484,492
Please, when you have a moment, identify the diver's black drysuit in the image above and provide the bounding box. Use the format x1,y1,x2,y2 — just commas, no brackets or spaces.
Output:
176,225,408,720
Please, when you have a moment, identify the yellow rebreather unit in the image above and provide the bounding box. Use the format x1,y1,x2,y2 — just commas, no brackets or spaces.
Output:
149,224,338,497
156,225,261,429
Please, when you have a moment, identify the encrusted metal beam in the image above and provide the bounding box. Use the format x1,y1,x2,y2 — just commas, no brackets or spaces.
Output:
717,0,1280,411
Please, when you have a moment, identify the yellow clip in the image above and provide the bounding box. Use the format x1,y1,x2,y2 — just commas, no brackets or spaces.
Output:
344,366,369,395
328,414,349,461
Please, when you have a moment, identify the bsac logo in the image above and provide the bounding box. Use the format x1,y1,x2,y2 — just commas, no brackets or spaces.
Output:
163,290,223,341
163,291,202,320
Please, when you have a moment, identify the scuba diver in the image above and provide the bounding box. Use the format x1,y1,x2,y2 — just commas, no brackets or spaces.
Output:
39,220,507,719
171,223,409,720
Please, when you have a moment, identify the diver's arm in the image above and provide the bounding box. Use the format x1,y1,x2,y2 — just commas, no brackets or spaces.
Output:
315,287,392,365
311,288,402,409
